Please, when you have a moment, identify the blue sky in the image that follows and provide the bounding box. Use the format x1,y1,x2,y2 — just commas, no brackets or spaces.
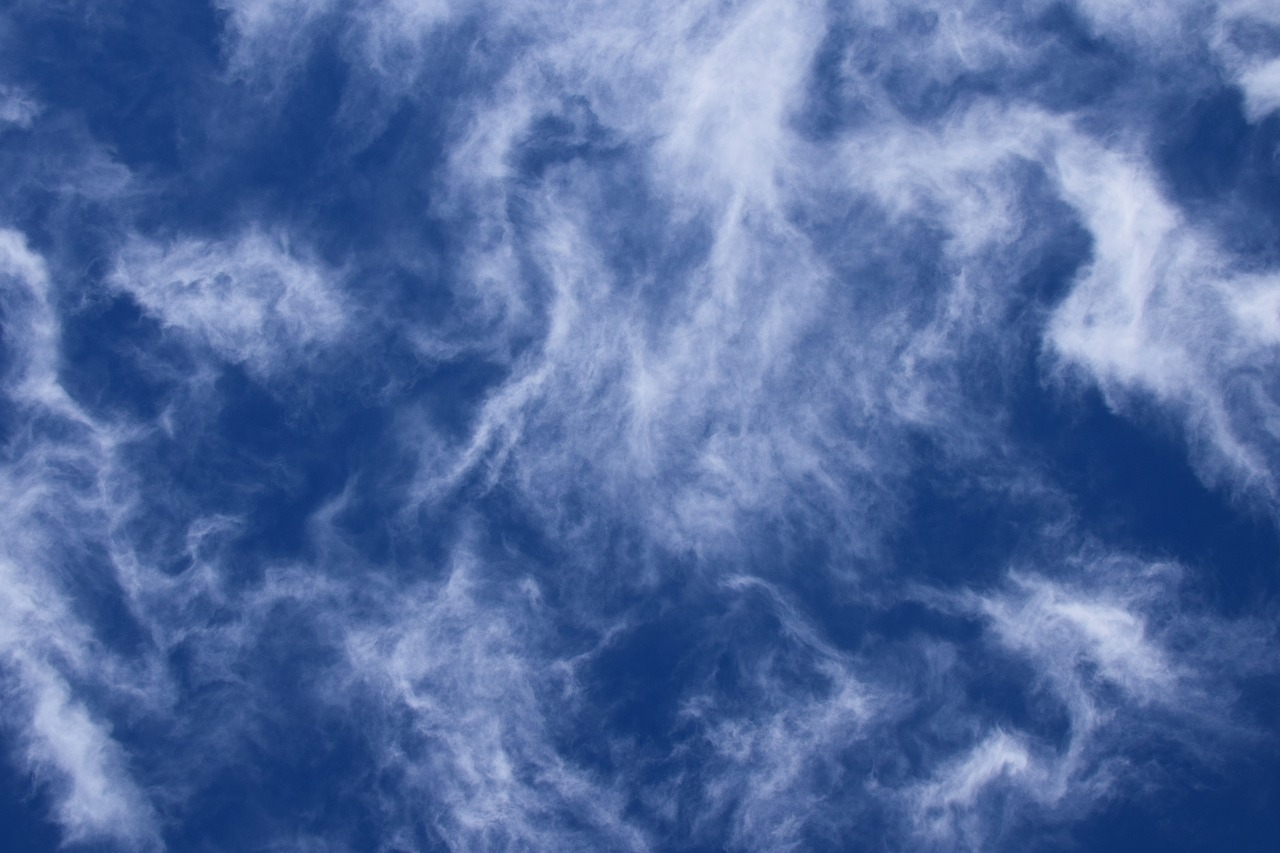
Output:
1,1,1279,850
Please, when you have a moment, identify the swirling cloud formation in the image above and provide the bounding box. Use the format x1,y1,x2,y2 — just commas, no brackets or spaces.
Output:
0,1,1278,850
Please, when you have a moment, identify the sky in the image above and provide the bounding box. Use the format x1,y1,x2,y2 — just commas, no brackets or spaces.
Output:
1,1,1279,851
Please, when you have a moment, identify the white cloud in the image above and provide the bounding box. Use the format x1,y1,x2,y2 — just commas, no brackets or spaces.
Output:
405,2,900,555
908,730,1042,846
1046,134,1280,497
111,228,348,375
654,1,824,208
214,0,462,111
979,566,1181,708
0,230,73,415
1238,58,1280,119
337,560,647,851
899,552,1272,847
0,231,163,848
698,676,872,851
386,0,1280,572
6,2,1280,849
826,101,1280,501
1206,1,1280,122
13,660,161,850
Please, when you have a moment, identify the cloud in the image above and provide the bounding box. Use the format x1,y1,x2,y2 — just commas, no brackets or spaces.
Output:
336,559,647,851
10,659,160,849
0,230,162,848
828,100,1280,502
0,84,40,128
685,576,879,850
899,551,1275,848
387,0,1280,589
1238,58,1280,119
978,564,1183,713
0,230,70,411
1206,0,1280,121
1046,133,1280,499
110,228,348,376
3,1,1280,849
353,0,453,88
908,730,1041,848
192,5,1280,849
214,0,342,90
408,1,926,558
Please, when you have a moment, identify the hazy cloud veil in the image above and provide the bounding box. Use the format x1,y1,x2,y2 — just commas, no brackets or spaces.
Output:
1,1,1278,850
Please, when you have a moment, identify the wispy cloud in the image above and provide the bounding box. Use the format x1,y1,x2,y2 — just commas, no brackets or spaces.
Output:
110,228,348,376
336,558,647,851
0,84,40,129
0,230,162,849
2,0,1278,849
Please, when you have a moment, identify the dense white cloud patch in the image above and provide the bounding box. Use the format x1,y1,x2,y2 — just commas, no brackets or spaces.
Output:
1239,58,1280,119
14,664,158,848
1047,141,1280,498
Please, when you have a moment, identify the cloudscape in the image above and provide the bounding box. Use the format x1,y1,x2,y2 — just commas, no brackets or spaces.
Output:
2,1,1279,850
